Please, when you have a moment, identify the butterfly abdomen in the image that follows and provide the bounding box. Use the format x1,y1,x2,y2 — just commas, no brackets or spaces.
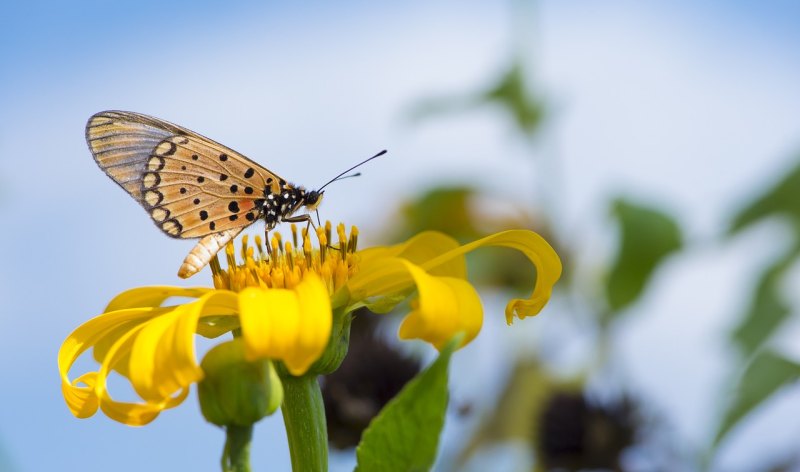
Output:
178,228,244,278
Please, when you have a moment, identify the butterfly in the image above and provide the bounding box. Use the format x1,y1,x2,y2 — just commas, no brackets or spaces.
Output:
86,110,385,278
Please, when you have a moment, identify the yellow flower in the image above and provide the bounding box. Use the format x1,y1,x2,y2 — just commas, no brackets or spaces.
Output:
59,223,561,426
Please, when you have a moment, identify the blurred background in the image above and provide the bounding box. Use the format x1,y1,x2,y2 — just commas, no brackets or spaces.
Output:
2,1,800,470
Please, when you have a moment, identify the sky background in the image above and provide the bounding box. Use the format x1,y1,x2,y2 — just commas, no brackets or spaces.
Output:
2,1,800,471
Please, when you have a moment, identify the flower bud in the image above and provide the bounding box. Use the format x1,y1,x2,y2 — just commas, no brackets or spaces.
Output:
198,339,283,426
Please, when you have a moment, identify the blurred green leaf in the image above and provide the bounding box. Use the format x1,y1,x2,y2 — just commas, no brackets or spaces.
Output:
604,198,683,317
354,336,457,472
731,248,797,356
713,350,800,448
398,186,480,241
730,157,800,232
471,248,538,292
483,61,545,136
407,60,545,138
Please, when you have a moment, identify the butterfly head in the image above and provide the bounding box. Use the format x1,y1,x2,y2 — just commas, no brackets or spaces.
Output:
303,189,324,210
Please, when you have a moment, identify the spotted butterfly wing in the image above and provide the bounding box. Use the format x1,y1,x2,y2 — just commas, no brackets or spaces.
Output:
86,110,285,277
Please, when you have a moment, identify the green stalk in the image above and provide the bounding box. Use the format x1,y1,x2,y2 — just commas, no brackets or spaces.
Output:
223,424,253,472
281,375,328,472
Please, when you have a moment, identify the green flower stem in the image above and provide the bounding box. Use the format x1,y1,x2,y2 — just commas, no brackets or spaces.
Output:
223,424,253,472
281,375,328,472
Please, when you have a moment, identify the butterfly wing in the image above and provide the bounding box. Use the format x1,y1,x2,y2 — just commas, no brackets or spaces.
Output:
87,110,284,239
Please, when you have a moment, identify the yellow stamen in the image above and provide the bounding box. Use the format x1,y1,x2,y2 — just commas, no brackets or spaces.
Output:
285,242,294,271
303,232,313,267
225,241,236,268
337,223,347,252
317,227,328,263
211,222,360,294
324,221,332,248
349,225,358,253
270,237,280,265
240,234,249,261
254,234,265,259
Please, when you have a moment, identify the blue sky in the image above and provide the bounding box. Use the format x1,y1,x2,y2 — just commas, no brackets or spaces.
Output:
2,1,800,471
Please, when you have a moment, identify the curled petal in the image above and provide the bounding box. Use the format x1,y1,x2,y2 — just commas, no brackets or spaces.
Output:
397,261,483,349
96,322,188,425
61,372,100,419
59,306,167,421
59,291,239,426
421,229,562,323
348,230,560,327
239,274,332,375
128,291,239,404
347,232,467,312
358,231,466,278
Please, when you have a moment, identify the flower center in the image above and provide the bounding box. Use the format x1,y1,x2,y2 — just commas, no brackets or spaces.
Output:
211,221,359,293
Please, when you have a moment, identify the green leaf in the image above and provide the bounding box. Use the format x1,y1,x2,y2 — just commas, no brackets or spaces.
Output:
713,351,800,447
730,157,800,232
406,60,545,138
399,186,479,242
355,337,458,472
483,61,546,136
730,249,797,356
604,198,683,316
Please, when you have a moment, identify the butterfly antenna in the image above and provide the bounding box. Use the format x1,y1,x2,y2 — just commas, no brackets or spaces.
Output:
334,172,362,181
317,150,387,191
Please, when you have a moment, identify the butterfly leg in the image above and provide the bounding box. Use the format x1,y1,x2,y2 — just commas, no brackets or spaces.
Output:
283,213,313,228
283,213,318,243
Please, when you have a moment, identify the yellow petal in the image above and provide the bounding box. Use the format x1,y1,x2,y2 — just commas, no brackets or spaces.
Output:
61,372,99,419
292,274,333,373
96,322,188,426
129,305,200,402
347,231,505,311
239,274,332,376
104,286,213,311
59,291,240,426
358,231,466,278
58,306,168,420
128,291,239,403
397,261,483,349
421,229,561,323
